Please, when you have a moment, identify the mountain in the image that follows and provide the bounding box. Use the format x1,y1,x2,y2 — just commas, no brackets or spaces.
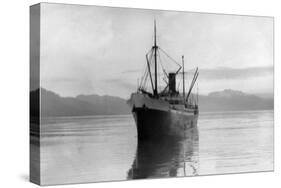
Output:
76,94,130,115
31,88,130,117
208,89,247,98
254,92,274,99
30,88,273,117
198,89,273,112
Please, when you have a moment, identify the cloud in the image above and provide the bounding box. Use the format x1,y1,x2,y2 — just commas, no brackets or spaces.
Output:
197,66,273,80
39,3,273,98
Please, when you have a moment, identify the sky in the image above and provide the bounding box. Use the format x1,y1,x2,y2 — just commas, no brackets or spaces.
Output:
39,3,274,98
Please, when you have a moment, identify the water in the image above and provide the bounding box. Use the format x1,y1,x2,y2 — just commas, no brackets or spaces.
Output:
40,110,273,185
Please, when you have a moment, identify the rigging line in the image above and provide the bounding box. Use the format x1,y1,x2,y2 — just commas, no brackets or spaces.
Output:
162,84,169,93
140,49,153,88
146,48,152,55
159,83,169,95
141,64,148,83
143,69,149,90
139,63,147,88
187,67,198,88
142,71,148,90
192,68,199,84
175,66,182,74
143,68,149,87
159,47,181,67
186,71,199,101
186,73,197,100
163,77,168,84
139,66,147,89
144,50,154,90
158,50,169,78
157,52,170,94
189,72,199,94
140,51,151,83
140,49,152,86
143,66,150,90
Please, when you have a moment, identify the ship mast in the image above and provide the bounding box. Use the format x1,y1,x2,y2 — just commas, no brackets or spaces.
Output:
182,56,185,104
153,20,158,97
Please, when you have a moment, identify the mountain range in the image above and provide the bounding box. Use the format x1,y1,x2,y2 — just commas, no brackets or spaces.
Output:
30,88,273,117
198,89,273,112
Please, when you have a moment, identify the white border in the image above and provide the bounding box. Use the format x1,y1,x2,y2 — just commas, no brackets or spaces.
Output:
0,0,279,188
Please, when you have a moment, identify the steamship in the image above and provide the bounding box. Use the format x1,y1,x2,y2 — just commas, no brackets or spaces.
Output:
127,22,199,140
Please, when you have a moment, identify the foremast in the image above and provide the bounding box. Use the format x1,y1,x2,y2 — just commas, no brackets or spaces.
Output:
153,20,158,97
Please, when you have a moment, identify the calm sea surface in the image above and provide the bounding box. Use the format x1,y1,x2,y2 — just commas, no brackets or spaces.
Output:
41,110,273,185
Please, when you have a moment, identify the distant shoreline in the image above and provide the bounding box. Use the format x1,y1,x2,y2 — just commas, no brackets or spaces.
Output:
31,88,273,117
40,109,273,119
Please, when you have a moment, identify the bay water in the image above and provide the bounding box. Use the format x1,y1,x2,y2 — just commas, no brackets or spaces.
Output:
40,110,273,185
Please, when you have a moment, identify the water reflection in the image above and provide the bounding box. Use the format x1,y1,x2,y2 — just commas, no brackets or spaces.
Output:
127,126,199,179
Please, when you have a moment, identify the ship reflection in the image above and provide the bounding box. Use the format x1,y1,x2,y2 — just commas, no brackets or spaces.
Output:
127,126,199,179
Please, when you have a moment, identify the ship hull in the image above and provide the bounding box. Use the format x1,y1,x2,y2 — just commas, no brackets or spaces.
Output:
132,107,198,140
128,93,198,140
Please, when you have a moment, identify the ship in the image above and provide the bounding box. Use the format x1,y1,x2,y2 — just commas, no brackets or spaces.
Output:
127,21,199,140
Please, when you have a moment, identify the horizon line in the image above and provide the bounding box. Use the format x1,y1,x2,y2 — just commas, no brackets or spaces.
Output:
30,87,274,99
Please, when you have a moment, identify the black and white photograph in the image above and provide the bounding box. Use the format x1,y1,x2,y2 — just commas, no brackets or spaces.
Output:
30,2,274,186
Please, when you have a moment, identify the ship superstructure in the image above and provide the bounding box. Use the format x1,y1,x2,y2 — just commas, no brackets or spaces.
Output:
127,21,199,140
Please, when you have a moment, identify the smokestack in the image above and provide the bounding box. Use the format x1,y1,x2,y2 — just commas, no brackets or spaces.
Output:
169,73,176,94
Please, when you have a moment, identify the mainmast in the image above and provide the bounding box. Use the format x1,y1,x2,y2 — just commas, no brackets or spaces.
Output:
153,20,158,97
182,56,185,103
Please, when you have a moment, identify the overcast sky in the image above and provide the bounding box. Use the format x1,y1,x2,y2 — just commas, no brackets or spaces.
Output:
40,3,273,98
